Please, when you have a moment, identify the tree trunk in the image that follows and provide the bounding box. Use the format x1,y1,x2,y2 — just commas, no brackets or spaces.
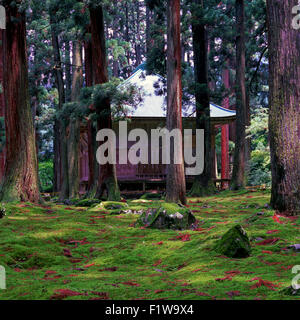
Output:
0,29,6,183
84,32,97,196
189,0,215,197
68,40,83,199
165,0,186,205
89,5,120,201
50,15,69,201
65,41,72,103
266,0,300,215
231,0,247,190
0,4,40,203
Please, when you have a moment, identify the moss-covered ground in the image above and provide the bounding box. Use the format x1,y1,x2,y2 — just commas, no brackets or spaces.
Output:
0,189,299,300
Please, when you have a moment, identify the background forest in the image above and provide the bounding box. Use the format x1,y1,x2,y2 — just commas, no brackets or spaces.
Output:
10,0,269,192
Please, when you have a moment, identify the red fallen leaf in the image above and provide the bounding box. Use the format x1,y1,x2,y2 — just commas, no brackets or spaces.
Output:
63,248,72,257
215,275,232,281
155,241,163,245
281,265,293,270
69,259,82,263
84,263,95,268
68,274,79,277
50,289,84,300
207,225,216,231
225,270,241,277
267,230,279,234
177,262,187,270
155,289,164,294
256,238,280,245
249,278,278,291
122,281,140,287
273,214,284,224
262,250,273,255
176,233,191,242
192,269,202,273
153,259,162,267
45,270,57,275
14,268,22,272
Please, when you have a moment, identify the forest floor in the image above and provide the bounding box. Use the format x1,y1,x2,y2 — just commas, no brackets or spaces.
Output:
0,189,299,300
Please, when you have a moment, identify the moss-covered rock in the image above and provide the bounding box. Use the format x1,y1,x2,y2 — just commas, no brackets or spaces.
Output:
214,225,251,258
102,201,128,210
89,201,128,214
135,202,196,230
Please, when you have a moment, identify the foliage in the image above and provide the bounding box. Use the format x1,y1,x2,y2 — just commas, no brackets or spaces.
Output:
246,108,271,186
39,160,54,192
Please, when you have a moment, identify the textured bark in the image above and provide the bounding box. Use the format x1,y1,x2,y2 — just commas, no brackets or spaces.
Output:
50,15,68,200
165,0,187,205
190,0,215,197
231,0,247,190
221,68,230,190
0,29,6,183
84,33,97,194
68,41,83,199
89,6,120,201
0,4,40,203
266,0,300,215
65,41,72,103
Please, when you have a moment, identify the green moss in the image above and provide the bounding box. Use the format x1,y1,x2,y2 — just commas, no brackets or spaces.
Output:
0,190,299,300
140,193,162,200
74,199,101,207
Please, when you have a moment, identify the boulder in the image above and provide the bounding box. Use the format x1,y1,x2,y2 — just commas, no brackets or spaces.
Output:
135,203,196,230
214,225,251,258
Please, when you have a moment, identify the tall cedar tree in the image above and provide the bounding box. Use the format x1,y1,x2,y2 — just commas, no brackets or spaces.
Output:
266,0,300,215
67,40,83,198
189,0,215,196
231,0,247,190
89,5,120,201
166,0,187,205
0,2,40,203
50,14,69,201
84,26,98,195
